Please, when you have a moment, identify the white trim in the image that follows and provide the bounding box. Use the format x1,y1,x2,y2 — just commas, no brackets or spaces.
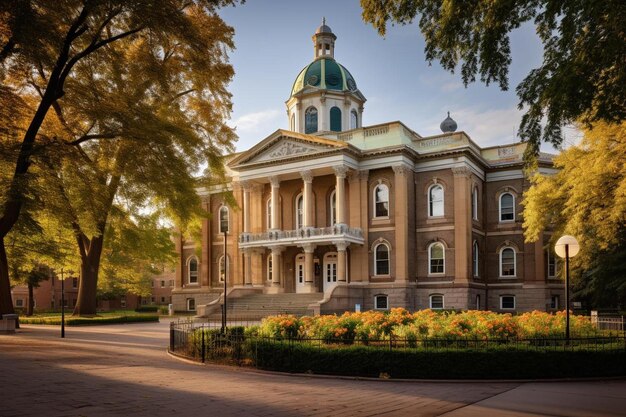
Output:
329,189,336,226
374,294,389,310
373,242,390,276
499,295,516,310
486,170,524,181
266,198,272,231
472,186,479,220
373,183,390,218
428,184,444,217
218,205,230,234
295,193,304,229
472,240,479,277
186,256,199,284
187,298,196,311
428,242,445,275
429,294,444,310
499,192,515,222
499,247,516,278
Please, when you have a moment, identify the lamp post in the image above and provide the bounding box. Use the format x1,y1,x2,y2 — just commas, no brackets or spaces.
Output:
222,230,228,333
60,268,65,338
555,235,580,343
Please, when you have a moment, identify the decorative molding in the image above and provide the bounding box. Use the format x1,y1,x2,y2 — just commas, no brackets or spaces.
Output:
418,136,457,148
270,245,285,254
452,166,472,178
333,241,350,251
269,176,280,188
392,164,411,176
301,170,313,183
333,165,348,179
300,243,316,253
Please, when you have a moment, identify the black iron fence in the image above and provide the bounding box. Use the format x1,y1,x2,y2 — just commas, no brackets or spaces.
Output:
169,318,626,365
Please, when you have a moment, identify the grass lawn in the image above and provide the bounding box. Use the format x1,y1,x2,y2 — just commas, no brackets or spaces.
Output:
19,310,159,325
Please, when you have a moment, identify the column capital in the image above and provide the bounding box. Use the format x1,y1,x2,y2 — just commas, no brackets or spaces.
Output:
452,166,472,178
333,241,350,251
333,165,349,179
301,170,313,183
269,176,281,188
300,243,316,253
231,181,244,191
240,180,253,191
392,164,412,176
270,245,286,255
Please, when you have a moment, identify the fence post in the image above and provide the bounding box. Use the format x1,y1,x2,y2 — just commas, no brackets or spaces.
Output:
169,321,175,352
201,325,206,363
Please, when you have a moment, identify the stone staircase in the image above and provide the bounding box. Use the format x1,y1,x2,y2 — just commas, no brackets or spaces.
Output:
207,292,323,320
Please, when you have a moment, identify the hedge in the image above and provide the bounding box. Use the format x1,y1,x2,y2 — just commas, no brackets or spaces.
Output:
135,306,158,313
250,340,626,379
19,314,159,326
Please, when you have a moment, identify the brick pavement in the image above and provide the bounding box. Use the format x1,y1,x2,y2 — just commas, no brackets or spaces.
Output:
0,322,624,417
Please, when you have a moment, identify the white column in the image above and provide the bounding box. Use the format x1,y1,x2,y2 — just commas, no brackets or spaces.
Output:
333,166,348,226
302,243,316,293
242,182,251,233
243,249,252,286
301,170,314,228
271,246,284,286
269,176,280,230
335,241,349,282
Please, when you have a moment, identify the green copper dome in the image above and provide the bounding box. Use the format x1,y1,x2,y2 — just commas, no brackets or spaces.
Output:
290,58,359,97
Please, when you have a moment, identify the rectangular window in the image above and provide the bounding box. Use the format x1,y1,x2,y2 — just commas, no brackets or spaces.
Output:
160,297,166,303
160,280,165,288
500,296,515,310
120,297,126,308
169,280,174,287
15,299,23,307
187,298,196,311
550,295,559,309
151,296,155,303
430,295,444,310
547,251,559,277
151,280,154,288
374,295,388,310
72,278,78,288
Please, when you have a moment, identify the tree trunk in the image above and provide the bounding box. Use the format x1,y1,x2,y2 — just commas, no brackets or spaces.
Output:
0,239,15,316
27,283,34,316
73,234,104,316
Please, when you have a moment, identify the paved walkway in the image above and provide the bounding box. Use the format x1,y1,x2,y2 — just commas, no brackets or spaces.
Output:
1,322,625,417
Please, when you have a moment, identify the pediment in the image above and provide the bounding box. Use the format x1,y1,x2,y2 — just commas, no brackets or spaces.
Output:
230,130,348,167
251,139,328,163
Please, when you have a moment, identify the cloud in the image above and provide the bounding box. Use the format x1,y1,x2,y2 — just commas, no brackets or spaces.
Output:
230,108,284,151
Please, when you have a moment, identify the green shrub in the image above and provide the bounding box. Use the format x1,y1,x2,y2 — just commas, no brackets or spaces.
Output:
19,314,159,326
251,340,626,379
135,306,158,313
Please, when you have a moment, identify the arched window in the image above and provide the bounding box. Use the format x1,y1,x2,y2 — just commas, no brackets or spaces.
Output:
218,255,229,282
472,240,479,277
499,247,516,277
428,184,444,217
373,184,389,218
295,193,304,229
187,257,198,284
499,193,515,221
374,243,390,275
472,186,479,220
267,256,272,282
350,109,358,129
330,106,342,132
266,198,272,230
329,190,336,226
428,243,445,274
374,294,388,310
305,106,318,134
290,113,295,131
219,205,229,234
429,294,444,310
475,294,481,310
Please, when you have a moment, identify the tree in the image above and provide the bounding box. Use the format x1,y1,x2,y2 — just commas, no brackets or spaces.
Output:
523,121,626,307
0,0,239,315
360,0,626,156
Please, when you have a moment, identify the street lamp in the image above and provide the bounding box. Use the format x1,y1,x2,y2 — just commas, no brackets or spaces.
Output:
222,229,228,334
60,268,65,338
555,235,580,342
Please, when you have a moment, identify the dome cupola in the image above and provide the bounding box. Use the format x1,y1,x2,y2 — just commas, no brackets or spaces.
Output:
286,20,366,135
440,112,458,133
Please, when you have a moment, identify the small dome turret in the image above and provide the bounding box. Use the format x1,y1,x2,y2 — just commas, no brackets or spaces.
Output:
440,112,457,133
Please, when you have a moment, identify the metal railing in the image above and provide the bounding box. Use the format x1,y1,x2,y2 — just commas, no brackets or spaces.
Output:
239,225,364,245
169,319,626,365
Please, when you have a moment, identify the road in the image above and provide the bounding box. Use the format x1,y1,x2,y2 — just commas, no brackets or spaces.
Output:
1,321,624,416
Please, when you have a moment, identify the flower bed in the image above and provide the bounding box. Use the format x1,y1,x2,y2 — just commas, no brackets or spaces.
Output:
250,309,600,342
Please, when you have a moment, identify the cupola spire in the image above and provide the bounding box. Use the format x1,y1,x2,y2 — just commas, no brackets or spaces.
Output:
312,18,336,59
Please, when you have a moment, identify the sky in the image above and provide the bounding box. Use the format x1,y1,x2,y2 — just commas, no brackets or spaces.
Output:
218,1,569,153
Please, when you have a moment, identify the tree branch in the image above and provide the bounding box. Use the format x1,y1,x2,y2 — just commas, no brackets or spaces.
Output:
69,133,120,146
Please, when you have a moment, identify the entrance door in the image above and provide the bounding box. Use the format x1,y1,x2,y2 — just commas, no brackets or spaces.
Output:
323,253,338,293
295,254,306,293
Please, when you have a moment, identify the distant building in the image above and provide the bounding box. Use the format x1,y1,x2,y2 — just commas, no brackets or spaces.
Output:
176,22,562,314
